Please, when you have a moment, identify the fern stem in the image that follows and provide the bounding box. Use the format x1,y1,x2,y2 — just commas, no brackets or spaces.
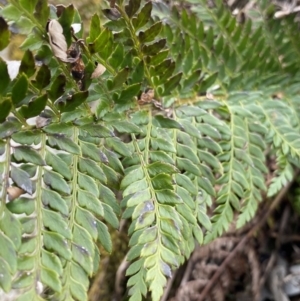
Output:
261,105,300,157
59,126,79,299
208,103,236,239
36,134,46,288
144,111,152,165
117,5,157,96
131,112,158,204
28,81,41,95
191,115,202,226
70,126,79,229
223,103,235,194
47,100,61,116
12,109,29,127
237,117,258,226
0,139,10,218
131,111,164,275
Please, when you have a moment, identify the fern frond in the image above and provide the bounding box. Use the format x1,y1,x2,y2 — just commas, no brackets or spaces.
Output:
4,119,120,300
122,111,182,301
236,117,267,228
0,139,21,294
123,100,233,300
203,98,267,241
267,152,294,197
159,1,300,95
0,2,123,299
261,100,300,158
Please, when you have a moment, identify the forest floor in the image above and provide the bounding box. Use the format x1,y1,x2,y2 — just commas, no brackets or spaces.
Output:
164,180,300,301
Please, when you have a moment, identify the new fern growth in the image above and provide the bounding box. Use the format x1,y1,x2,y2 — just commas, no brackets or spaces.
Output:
0,0,300,300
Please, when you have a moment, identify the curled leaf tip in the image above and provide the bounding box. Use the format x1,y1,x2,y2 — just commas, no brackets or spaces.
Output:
91,63,106,79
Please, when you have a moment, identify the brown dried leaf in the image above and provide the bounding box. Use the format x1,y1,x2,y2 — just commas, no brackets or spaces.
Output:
48,19,68,62
7,186,24,201
91,63,106,79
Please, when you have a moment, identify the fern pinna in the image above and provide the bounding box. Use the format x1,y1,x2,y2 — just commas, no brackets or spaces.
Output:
0,0,300,300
